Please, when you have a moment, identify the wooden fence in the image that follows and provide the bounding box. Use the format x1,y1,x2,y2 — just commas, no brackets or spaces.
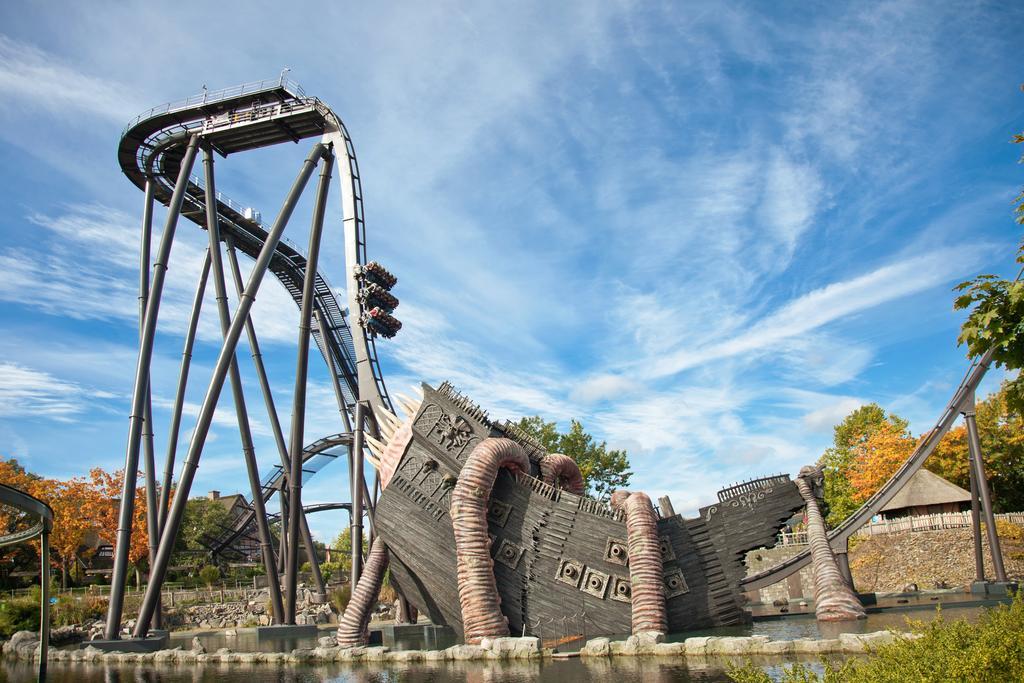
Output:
775,511,1024,547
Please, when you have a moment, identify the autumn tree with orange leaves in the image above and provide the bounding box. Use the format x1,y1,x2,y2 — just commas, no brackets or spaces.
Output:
846,422,917,503
0,459,151,590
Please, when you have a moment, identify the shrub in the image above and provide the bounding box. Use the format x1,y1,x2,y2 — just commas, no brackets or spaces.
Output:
329,585,351,615
728,592,1024,683
0,596,40,638
198,565,220,587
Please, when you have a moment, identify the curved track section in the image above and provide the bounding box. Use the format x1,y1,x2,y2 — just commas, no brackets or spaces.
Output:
207,433,353,557
742,351,992,591
117,78,392,418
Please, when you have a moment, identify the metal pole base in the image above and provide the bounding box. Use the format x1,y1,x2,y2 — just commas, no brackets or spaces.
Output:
970,580,1019,596
87,632,169,652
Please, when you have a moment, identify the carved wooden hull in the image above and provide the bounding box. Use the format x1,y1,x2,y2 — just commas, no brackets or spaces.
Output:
375,383,804,639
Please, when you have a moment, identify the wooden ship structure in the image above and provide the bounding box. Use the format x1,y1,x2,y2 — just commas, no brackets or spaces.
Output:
373,382,805,640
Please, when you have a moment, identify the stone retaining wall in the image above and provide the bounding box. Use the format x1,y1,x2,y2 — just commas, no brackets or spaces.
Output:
1,630,914,664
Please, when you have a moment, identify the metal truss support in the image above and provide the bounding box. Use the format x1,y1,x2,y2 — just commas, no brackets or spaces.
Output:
962,392,1007,582
106,133,201,640
131,141,326,638
285,150,334,621
158,251,212,534
225,237,325,599
201,145,284,624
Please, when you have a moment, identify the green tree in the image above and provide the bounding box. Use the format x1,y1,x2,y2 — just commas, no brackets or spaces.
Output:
819,404,909,526
514,416,631,500
926,381,1024,512
954,129,1024,411
175,498,231,566
329,527,368,571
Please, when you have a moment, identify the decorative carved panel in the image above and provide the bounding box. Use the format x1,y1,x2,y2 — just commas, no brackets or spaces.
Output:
495,539,524,570
414,402,481,459
663,569,689,599
487,499,512,527
605,537,628,566
556,559,584,588
610,575,632,603
659,535,676,562
582,568,609,599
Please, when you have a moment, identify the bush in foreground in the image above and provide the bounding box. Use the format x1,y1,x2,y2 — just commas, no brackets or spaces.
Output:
729,592,1024,683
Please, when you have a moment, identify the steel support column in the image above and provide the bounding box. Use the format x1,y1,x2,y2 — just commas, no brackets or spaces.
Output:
350,402,366,585
39,528,50,679
137,180,161,629
106,134,200,640
225,237,326,599
201,145,284,624
132,142,326,638
968,444,986,582
286,151,333,621
158,252,212,534
963,394,1007,582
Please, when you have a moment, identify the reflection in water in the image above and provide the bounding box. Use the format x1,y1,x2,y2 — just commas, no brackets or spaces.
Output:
5,602,1001,683
3,658,734,683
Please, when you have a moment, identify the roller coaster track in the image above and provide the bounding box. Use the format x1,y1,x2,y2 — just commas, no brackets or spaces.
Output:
117,77,392,418
742,349,994,591
117,80,393,561
206,433,352,556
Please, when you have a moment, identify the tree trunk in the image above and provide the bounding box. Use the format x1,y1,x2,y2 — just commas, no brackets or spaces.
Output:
61,559,68,591
795,466,865,621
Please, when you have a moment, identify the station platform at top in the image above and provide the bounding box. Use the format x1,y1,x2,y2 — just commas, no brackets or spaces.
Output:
118,77,335,192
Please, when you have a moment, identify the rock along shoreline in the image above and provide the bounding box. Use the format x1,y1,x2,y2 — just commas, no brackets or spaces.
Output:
2,629,915,664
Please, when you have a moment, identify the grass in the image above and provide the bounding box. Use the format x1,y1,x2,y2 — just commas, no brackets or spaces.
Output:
728,592,1024,683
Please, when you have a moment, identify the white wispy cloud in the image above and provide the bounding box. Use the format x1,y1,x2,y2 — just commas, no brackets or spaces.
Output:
0,34,142,121
0,362,112,421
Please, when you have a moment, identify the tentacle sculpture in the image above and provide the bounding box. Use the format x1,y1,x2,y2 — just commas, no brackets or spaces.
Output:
795,465,866,622
610,490,668,635
336,537,390,646
539,453,586,494
451,438,530,644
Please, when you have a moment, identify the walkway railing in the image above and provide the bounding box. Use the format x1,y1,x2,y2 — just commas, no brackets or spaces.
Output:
775,511,1024,546
853,511,1024,537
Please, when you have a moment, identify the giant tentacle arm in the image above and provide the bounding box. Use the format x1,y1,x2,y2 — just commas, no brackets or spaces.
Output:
336,536,389,646
539,453,585,494
610,490,668,635
795,466,866,622
451,438,530,644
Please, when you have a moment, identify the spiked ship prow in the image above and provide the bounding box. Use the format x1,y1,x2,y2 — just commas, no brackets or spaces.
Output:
373,382,804,639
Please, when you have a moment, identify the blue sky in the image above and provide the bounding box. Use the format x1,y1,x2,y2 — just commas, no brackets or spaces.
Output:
0,2,1021,543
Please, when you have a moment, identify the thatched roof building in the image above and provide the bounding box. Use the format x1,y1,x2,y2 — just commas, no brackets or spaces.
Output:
880,468,971,520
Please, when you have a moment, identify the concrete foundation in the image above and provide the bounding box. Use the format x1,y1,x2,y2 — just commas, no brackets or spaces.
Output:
85,631,169,652
970,580,1019,596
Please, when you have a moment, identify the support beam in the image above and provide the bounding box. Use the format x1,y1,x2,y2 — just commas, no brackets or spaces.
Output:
963,393,1007,582
224,237,322,587
39,529,50,679
158,252,212,534
286,151,333,621
137,180,161,629
201,145,284,624
968,445,986,582
351,402,366,586
106,134,200,640
132,141,326,638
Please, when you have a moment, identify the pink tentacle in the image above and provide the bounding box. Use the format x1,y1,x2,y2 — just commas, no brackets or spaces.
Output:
611,490,668,635
539,453,585,495
451,438,530,644
336,537,390,646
